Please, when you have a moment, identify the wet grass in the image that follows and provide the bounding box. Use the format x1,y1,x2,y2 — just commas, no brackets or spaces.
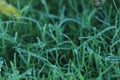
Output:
0,0,120,80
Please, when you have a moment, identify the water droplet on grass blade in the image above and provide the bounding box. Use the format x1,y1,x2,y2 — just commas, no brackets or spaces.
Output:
105,55,120,63
94,0,105,8
0,58,4,71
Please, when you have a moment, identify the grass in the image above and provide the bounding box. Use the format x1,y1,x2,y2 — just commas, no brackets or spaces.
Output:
0,0,120,80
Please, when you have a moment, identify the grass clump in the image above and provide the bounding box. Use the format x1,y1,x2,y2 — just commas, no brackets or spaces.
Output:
0,0,120,80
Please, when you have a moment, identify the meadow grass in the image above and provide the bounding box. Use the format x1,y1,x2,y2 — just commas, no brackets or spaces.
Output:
0,0,120,80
